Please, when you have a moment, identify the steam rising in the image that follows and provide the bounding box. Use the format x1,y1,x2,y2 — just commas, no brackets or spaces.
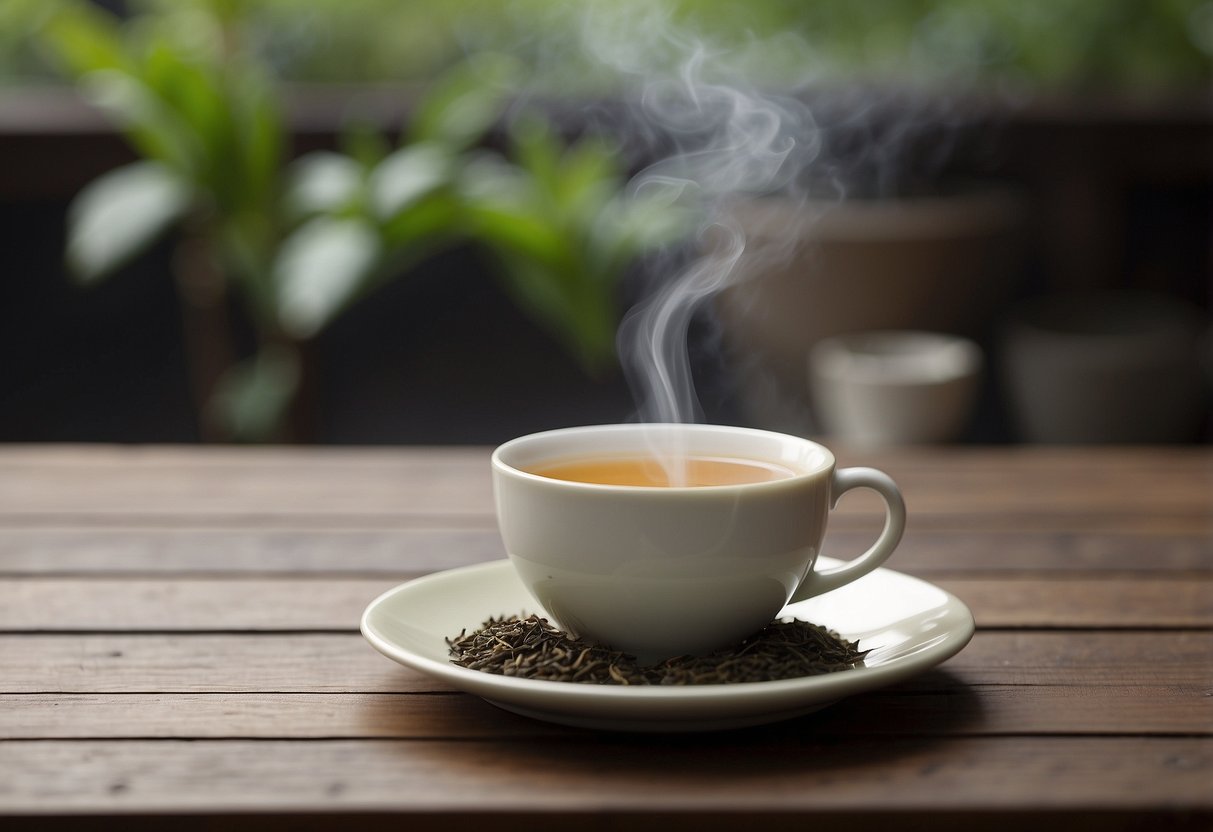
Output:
574,8,825,426
514,2,976,452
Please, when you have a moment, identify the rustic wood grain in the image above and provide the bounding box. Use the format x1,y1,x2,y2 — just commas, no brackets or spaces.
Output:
0,578,401,631
930,576,1213,628
1,528,1209,575
0,737,1208,815
0,446,495,520
0,576,1209,631
0,447,1208,533
0,682,1209,739
0,445,1208,826
2,632,1208,694
0,527,505,574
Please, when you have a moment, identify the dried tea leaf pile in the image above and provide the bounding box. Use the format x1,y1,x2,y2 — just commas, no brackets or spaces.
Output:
447,614,866,685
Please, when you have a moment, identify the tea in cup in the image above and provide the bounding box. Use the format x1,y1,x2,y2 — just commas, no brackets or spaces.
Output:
491,423,906,663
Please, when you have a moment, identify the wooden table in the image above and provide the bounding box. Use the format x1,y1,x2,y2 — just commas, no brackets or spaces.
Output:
1,445,1210,830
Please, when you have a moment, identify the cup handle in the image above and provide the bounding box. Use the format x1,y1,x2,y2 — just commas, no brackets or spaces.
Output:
789,467,906,603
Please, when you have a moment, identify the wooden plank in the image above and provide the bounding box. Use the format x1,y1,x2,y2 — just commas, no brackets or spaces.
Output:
0,576,1209,631
884,531,1213,573
2,812,1202,832
0,737,1208,814
2,632,1209,694
0,578,398,631
0,528,1208,575
836,445,1213,472
0,447,1206,825
0,633,416,694
1,513,1208,536
0,446,495,520
0,528,505,574
930,576,1213,628
1,682,1209,739
0,447,1208,529
0,508,1206,535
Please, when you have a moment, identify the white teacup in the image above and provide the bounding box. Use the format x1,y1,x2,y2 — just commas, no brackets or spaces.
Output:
491,423,906,663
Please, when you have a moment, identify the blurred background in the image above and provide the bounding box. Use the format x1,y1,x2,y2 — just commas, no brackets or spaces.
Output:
2,0,1210,446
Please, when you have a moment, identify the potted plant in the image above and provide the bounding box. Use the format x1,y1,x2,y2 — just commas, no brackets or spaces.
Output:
33,0,680,441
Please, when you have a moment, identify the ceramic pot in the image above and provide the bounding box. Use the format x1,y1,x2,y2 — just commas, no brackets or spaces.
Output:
1000,292,1208,443
716,188,1023,434
808,330,983,446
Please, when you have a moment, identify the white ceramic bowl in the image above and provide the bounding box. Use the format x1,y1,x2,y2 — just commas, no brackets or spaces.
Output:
808,330,983,446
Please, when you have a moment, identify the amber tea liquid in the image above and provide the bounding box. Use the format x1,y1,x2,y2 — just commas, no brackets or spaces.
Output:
528,455,797,487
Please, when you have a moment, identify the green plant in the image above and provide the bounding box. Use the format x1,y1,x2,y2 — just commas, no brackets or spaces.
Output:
36,0,683,441
274,60,688,380
40,0,295,440
460,122,689,376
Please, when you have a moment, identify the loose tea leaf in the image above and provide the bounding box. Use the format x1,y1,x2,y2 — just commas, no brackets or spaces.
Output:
447,614,866,685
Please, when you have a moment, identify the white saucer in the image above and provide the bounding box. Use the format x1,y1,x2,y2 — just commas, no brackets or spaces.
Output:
361,558,974,732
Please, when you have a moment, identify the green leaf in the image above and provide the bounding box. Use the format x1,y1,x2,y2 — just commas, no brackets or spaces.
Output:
340,121,391,170
141,38,223,134
81,69,203,176
207,345,300,444
493,254,578,343
235,71,284,212
466,203,569,270
273,217,380,339
493,253,617,375
457,151,527,203
459,154,563,264
284,152,363,219
591,190,695,274
380,193,461,250
554,138,619,216
138,39,237,198
510,120,563,204
368,143,451,221
408,53,518,150
66,161,191,283
40,4,130,77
